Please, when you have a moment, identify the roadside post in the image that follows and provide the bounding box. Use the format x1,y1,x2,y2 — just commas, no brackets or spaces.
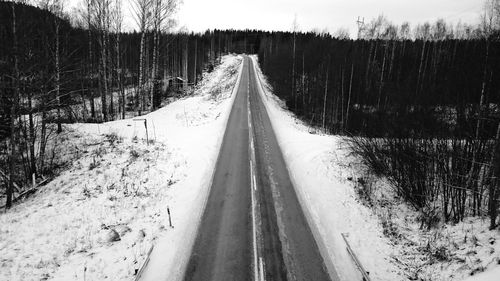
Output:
133,118,149,145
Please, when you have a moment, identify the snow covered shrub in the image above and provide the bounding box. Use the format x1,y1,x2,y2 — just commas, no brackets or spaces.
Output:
129,149,140,159
380,210,401,241
353,176,375,206
349,136,432,209
349,134,500,229
417,205,441,230
428,243,451,262
88,157,99,170
104,132,122,146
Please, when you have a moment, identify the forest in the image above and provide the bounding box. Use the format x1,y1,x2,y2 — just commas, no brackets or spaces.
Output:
1,0,500,232
256,11,500,229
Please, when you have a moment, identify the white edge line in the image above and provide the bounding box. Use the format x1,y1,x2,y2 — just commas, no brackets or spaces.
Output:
259,257,265,281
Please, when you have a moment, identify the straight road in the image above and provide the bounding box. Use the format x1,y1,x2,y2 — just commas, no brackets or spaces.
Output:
182,56,338,281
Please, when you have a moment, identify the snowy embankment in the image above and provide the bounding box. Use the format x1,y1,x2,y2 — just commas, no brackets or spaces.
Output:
0,54,243,281
251,55,500,281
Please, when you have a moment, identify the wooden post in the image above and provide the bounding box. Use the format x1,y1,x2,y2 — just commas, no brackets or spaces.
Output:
144,120,148,145
133,118,148,145
167,206,173,228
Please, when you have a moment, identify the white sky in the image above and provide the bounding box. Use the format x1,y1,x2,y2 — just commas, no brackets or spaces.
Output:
176,0,482,35
68,0,484,35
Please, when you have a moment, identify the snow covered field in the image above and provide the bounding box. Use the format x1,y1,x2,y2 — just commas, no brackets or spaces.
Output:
0,54,243,281
251,55,500,281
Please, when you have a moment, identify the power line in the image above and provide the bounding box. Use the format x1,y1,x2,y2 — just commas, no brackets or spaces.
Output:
356,16,365,39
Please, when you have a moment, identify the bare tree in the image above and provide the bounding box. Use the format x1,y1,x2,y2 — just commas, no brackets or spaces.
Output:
322,64,328,131
131,0,152,113
6,0,21,209
92,0,113,121
414,22,431,40
150,0,179,109
291,14,298,107
382,23,398,40
334,27,350,40
83,0,96,120
38,0,66,132
111,0,124,118
431,19,452,40
481,0,500,36
54,2,63,131
363,15,389,39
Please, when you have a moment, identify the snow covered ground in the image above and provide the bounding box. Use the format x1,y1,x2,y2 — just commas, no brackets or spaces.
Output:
0,54,243,281
251,55,500,281
378,192,500,281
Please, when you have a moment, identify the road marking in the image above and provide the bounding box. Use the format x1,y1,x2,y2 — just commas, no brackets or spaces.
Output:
259,257,265,281
248,71,260,281
253,173,257,191
247,62,267,281
250,159,259,281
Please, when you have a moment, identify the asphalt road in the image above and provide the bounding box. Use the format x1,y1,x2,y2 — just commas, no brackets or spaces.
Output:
182,56,337,281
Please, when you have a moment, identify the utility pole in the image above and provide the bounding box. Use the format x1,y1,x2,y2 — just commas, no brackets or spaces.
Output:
356,16,365,39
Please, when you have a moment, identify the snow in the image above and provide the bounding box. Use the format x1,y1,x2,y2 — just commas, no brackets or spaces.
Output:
464,265,500,281
385,205,500,281
0,54,243,281
251,54,500,281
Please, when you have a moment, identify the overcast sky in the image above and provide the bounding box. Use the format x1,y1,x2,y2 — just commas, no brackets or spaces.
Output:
68,0,483,35
175,0,482,34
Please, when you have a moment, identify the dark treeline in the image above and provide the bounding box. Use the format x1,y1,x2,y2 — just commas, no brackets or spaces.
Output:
258,33,500,137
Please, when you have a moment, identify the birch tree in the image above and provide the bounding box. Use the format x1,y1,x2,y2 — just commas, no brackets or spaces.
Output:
131,0,152,113
38,0,65,132
291,15,298,108
84,0,96,120
6,0,20,209
93,0,112,121
111,0,124,118
481,0,500,36
149,0,178,109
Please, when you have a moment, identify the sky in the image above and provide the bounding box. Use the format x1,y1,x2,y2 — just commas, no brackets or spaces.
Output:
68,0,484,35
175,0,482,34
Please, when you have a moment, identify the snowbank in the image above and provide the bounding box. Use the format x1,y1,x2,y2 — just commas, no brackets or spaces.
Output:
250,55,403,281
0,54,243,281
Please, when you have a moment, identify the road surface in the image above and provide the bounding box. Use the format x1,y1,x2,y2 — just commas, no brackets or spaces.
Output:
183,56,338,281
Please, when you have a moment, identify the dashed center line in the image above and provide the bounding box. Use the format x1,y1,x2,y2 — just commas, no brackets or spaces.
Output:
248,70,265,281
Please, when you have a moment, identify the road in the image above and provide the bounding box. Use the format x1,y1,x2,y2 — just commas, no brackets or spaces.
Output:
182,56,338,281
